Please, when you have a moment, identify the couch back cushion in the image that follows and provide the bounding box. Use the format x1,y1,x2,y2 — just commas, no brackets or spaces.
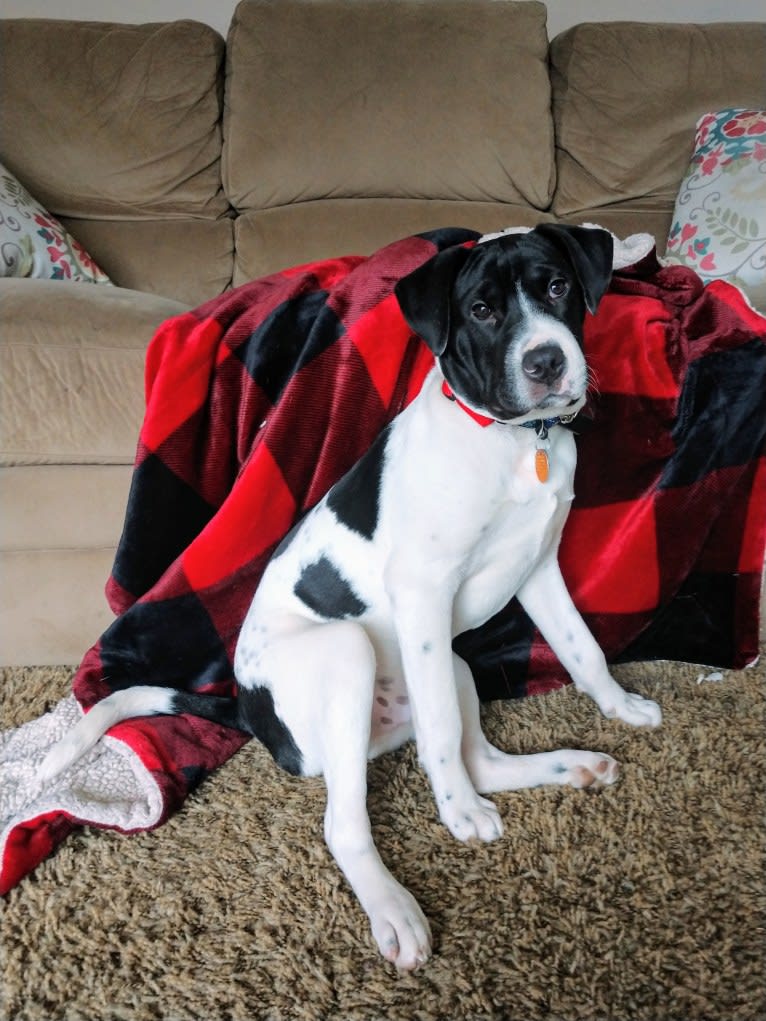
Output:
225,0,554,214
0,18,232,303
550,22,766,217
0,18,228,220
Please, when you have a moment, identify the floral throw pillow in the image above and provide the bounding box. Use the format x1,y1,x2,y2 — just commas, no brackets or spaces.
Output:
665,109,766,309
0,163,111,284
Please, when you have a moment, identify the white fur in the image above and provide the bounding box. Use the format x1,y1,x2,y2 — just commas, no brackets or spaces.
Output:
39,687,175,782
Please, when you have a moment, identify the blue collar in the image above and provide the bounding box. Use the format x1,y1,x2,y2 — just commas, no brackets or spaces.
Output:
519,415,577,440
519,416,565,432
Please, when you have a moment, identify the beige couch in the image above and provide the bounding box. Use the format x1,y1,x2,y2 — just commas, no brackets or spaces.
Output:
1,1,763,665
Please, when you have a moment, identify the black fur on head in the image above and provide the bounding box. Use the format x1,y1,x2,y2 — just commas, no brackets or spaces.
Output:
394,224,613,356
393,243,474,356
533,223,613,315
393,224,614,422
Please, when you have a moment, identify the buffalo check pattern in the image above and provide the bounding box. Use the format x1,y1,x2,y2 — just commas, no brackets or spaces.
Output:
2,229,765,892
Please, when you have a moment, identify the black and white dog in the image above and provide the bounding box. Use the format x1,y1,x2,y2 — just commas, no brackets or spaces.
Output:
41,224,661,971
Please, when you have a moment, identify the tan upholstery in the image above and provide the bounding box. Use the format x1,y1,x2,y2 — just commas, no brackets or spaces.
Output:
0,18,227,221
0,279,189,465
1,2,764,664
551,22,766,218
0,18,231,303
234,201,552,284
57,218,234,306
0,466,134,664
0,547,124,666
0,281,189,664
224,0,554,212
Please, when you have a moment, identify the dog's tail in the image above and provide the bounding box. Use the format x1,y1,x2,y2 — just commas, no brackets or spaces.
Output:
38,687,248,783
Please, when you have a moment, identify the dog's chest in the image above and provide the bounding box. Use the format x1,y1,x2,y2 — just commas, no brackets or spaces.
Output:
384,409,577,633
451,470,572,632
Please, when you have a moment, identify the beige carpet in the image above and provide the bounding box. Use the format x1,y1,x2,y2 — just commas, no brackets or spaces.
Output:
2,656,764,1021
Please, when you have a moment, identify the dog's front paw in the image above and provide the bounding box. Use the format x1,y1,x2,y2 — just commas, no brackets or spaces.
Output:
604,690,662,728
439,791,503,843
367,882,432,972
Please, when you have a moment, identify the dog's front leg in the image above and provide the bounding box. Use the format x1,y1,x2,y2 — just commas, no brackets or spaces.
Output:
386,567,504,843
517,556,662,727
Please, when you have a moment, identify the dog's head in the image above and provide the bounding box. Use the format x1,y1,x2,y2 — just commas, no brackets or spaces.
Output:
394,224,613,423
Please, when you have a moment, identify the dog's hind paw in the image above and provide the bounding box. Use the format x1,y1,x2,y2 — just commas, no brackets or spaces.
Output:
368,883,432,972
563,752,620,789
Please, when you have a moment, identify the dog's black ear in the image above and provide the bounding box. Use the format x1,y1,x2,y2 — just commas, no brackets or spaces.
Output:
394,245,473,355
534,224,614,314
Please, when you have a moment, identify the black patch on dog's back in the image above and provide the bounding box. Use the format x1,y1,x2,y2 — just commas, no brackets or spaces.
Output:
294,556,368,619
327,424,390,540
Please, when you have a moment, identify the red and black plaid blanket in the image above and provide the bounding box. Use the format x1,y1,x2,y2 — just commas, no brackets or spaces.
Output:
4,228,766,891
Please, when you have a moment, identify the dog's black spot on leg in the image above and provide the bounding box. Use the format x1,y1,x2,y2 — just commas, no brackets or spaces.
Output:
422,641,433,654
238,685,303,775
169,687,302,775
327,424,391,540
294,556,367,619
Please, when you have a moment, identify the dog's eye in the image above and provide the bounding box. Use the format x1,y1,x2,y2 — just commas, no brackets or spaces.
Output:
548,278,569,300
471,301,493,321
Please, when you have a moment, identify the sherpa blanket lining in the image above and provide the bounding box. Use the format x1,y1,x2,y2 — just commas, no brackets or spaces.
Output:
1,227,765,895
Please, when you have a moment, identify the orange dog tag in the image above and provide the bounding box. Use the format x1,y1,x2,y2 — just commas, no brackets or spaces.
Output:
535,448,550,483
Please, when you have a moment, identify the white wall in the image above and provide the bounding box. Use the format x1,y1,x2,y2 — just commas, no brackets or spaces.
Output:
1,0,763,40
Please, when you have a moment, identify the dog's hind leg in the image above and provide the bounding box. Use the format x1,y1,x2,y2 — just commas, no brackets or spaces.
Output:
323,625,432,970
257,619,432,971
453,655,620,792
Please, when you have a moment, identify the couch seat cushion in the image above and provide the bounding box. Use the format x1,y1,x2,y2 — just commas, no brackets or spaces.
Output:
56,217,234,306
0,279,189,465
233,199,552,283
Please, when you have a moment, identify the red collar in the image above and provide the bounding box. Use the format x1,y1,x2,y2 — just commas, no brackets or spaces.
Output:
441,380,495,427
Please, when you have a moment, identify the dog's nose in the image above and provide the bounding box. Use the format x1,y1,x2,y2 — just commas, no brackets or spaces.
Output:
521,344,565,385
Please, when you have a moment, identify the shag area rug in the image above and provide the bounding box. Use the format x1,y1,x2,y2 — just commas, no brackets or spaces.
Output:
2,656,764,1021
